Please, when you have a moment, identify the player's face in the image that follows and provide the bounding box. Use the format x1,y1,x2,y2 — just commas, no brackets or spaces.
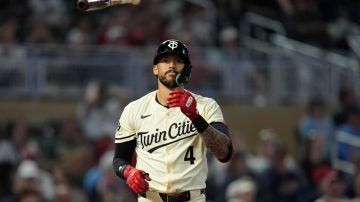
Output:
153,53,185,89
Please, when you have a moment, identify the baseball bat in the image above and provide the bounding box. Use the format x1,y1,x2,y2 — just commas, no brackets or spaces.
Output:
77,0,140,12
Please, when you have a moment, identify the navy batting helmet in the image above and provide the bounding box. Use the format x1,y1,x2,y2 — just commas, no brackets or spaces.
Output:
153,39,192,85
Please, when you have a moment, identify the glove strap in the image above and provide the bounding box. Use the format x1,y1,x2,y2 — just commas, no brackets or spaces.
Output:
120,165,130,179
192,115,209,133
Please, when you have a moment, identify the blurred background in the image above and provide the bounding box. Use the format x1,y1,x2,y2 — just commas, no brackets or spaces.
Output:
1,0,360,201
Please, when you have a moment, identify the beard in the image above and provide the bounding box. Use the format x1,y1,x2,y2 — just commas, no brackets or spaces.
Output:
158,71,180,89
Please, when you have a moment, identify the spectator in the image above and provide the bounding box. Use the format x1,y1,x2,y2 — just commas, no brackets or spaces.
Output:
219,26,240,49
96,9,131,46
0,17,20,45
344,156,360,199
4,118,39,162
314,169,350,202
225,177,257,202
223,150,260,202
300,136,331,190
0,136,18,166
284,0,330,47
336,106,360,162
224,150,258,186
55,116,94,188
26,20,55,44
333,87,357,128
298,97,334,161
76,80,123,142
28,0,67,27
66,17,93,47
16,186,44,202
260,141,307,202
206,132,247,202
248,129,297,174
0,162,15,201
215,0,244,43
14,160,55,202
52,167,89,202
166,1,217,46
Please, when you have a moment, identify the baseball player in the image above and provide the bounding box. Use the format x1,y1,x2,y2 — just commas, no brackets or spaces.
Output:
113,39,234,202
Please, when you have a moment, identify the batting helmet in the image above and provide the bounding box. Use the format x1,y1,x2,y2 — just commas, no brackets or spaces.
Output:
153,39,192,85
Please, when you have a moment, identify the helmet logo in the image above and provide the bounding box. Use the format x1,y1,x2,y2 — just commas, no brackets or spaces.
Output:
167,40,178,50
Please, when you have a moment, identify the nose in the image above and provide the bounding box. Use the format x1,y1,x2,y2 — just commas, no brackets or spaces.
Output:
168,60,176,69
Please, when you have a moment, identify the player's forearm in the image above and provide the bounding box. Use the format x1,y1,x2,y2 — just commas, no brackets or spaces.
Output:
192,116,233,162
113,141,136,179
200,125,232,160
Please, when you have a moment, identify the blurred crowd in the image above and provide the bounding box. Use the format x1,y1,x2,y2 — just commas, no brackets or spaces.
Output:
0,0,360,51
0,79,360,202
206,86,360,202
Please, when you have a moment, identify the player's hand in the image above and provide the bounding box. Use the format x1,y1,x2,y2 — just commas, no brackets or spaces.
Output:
167,90,199,121
123,166,151,194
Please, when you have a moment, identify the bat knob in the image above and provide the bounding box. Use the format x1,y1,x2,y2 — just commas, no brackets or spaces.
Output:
77,0,89,11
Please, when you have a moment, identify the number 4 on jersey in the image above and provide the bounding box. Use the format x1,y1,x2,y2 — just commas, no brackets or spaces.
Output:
184,146,196,165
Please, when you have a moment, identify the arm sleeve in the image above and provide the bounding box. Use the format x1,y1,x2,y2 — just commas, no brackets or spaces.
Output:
112,140,136,179
210,122,234,163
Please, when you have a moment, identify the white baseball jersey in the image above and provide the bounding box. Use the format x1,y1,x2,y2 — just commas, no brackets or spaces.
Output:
114,90,225,193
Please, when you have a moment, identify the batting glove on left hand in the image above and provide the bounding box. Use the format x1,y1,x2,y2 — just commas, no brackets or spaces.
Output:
123,166,151,194
167,90,199,121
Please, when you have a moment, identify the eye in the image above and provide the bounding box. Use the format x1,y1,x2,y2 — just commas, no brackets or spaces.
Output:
160,57,169,63
176,58,184,64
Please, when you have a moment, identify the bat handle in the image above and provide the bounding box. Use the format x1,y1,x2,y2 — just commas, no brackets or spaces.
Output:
77,0,140,12
77,0,111,11
111,0,140,5
141,172,150,180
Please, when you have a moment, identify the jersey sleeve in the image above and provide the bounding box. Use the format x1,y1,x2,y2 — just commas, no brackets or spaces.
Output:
202,98,225,124
114,104,136,143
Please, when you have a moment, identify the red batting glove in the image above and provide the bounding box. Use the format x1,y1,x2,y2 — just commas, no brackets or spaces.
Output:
167,90,199,121
123,166,151,194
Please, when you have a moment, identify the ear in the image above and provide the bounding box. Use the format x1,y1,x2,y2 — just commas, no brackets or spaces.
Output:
153,65,158,76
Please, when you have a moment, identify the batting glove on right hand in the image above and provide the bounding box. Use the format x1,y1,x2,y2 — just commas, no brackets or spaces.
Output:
167,90,199,121
123,165,151,194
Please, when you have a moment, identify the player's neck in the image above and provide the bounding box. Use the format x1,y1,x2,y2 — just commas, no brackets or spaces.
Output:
157,85,184,106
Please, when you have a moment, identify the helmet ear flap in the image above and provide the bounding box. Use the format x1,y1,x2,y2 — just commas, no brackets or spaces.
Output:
184,64,192,78
176,64,192,86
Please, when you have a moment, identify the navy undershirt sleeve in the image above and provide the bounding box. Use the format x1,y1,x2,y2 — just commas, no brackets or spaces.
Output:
113,139,136,178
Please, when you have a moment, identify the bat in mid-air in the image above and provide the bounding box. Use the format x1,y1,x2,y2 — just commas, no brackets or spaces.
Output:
77,0,141,12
